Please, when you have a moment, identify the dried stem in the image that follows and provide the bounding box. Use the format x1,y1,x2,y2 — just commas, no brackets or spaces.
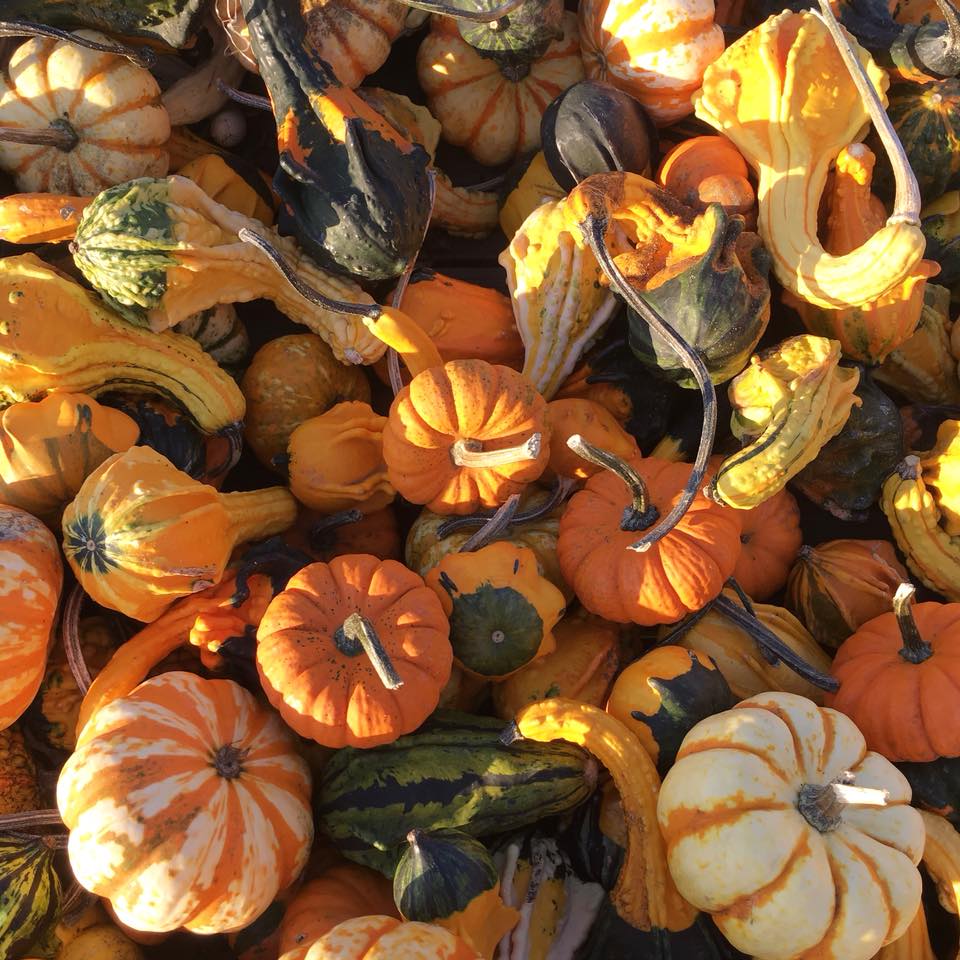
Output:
893,582,933,663
458,495,522,553
451,434,542,468
336,612,403,690
61,582,91,695
0,21,156,67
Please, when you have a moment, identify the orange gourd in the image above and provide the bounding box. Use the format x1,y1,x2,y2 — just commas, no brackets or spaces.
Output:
256,555,452,748
731,489,802,601
657,136,755,220
0,193,90,243
544,398,639,480
296,916,480,959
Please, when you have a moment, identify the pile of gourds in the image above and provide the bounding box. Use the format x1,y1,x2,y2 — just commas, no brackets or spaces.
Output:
6,0,960,958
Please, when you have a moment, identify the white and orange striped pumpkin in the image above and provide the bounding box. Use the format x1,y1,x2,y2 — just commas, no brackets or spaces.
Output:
0,30,170,194
57,671,313,935
417,13,584,166
0,505,62,731
579,0,724,126
301,916,481,959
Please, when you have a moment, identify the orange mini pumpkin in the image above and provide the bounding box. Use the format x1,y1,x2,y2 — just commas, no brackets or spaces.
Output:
731,488,802,601
383,360,550,516
301,916,480,960
830,583,960,762
558,438,741,624
544,397,638,480
256,555,452,749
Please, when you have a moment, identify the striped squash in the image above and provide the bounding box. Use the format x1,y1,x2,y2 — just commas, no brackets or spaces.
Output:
317,712,597,874
177,305,250,371
0,507,63,732
57,671,314,934
0,832,62,960
579,0,724,126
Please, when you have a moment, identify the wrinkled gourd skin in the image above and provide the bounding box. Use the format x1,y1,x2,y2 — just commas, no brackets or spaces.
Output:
918,418,960,534
712,335,861,509
242,0,432,279
695,11,927,309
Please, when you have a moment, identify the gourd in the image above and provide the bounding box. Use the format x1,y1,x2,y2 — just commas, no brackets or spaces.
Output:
242,0,432,280
557,438,741,624
786,145,938,364
55,924,145,959
491,608,620,719
175,153,274,225
578,0,725,125
62,446,297,622
711,336,862,509
544,398,638,480
279,862,398,960
732,488,802,600
0,506,63,732
383,359,550,516
695,6,928,310
656,135,755,219
289,916,480,960
829,582,960,761
0,725,39,814
393,830,519,960
657,691,925,960
0,831,62,960
256,554,452,748
446,0,565,64
0,192,89,243
416,14,585,166
176,305,250,372
791,370,905,522
241,333,371,471
286,402,395,514
425,542,566,678
786,539,910,649
58,671,313,933
0,30,170,194
0,253,245,444
920,191,960,293
918,418,960,532
316,711,597,874
0,393,139,524
898,755,960,827
606,647,735,775
498,151,565,241
290,506,402,565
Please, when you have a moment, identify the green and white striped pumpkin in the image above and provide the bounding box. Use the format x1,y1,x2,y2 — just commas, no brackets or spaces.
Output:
0,832,61,959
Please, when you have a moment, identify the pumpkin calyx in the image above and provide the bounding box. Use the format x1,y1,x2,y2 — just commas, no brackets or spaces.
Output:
893,582,934,664
797,775,889,833
451,434,543,469
212,743,250,780
566,434,660,533
333,612,404,691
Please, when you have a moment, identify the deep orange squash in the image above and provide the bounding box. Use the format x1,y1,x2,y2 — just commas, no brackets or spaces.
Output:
731,489,802,601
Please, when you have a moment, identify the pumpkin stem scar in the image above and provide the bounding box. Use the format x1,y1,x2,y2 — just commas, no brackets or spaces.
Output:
797,774,889,832
0,119,78,152
451,434,542,469
893,582,934,663
213,743,250,780
336,612,404,691
459,495,522,553
0,20,156,67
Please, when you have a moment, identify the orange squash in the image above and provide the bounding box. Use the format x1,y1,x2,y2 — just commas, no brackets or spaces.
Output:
296,916,480,959
731,488,802,601
0,193,90,244
657,136,755,221
544,398,639,480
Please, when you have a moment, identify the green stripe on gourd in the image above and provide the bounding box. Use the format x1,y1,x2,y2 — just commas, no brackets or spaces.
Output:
0,833,62,960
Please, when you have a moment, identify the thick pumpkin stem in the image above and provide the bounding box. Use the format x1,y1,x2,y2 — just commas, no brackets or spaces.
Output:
459,494,522,552
798,775,889,832
336,612,404,691
61,582,91,696
220,487,298,546
816,0,921,225
0,121,78,151
451,434,543,468
566,434,659,532
0,20,156,67
894,582,934,663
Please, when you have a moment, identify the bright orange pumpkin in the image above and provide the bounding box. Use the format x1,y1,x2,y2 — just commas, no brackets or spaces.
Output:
731,488,802,601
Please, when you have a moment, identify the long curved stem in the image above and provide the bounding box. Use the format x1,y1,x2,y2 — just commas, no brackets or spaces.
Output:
893,582,933,663
0,21,156,67
61,582,91,696
451,434,542,468
815,0,921,225
393,0,526,23
583,216,717,553
458,494,521,552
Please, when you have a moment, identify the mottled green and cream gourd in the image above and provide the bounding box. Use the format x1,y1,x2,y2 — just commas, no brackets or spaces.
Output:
0,832,61,959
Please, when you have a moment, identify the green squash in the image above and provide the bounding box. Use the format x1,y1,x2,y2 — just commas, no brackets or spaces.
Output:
541,80,657,192
0,832,62,959
393,829,498,922
456,0,564,64
626,206,771,388
316,711,596,874
241,0,433,280
897,756,960,829
791,370,904,522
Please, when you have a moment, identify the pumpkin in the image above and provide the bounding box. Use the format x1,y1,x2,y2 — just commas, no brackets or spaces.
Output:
416,14,585,166
175,305,250,372
491,608,620,719
657,135,755,220
256,555,452,748
695,8,927,310
55,924,145,960
786,539,911,650
425,542,566,679
393,829,519,960
670,589,837,703
731,488,801,601
606,646,735,775
657,691,925,960
293,916,480,959
0,30,170,194
450,0,565,64
0,393,139,525
786,145,938,365
0,253,245,443
0,725,39,814
498,151,565,241
242,334,371,471
539,79,657,191
544,398,639,480
557,440,741,624
0,506,63,732
578,0,724,126
383,359,550,516
286,402,394,514
792,369,905,522
62,446,297,622
0,831,62,960
898,755,960,827
711,336,862,510
289,506,402,564
176,153,274,225
58,671,313,933
279,863,399,960
829,582,960,762
0,192,90,244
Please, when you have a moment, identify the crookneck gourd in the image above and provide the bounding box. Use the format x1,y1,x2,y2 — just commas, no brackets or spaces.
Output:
711,335,862,509
694,6,928,309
